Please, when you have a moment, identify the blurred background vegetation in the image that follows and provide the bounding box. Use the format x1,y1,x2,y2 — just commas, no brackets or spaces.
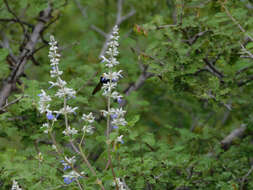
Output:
0,0,253,189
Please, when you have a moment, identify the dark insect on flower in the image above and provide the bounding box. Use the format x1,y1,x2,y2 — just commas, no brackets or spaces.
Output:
92,77,110,95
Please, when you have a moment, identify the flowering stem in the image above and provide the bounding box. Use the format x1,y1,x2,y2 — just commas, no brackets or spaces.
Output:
105,68,119,190
78,144,105,190
48,130,87,181
63,93,80,154
76,179,84,190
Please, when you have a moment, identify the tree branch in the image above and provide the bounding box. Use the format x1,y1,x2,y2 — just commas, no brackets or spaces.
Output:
0,4,53,109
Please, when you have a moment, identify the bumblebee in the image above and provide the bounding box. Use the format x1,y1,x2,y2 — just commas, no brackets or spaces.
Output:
92,77,110,95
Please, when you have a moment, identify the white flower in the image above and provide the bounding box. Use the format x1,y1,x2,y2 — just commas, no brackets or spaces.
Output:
48,35,62,78
112,117,127,126
110,107,126,117
102,82,117,93
38,90,51,102
55,105,78,115
50,68,63,78
101,110,109,117
111,91,123,100
63,170,84,179
38,90,51,114
64,156,76,165
117,135,124,144
11,180,22,190
101,56,119,68
49,78,66,88
82,112,95,123
41,123,50,134
103,70,122,81
63,127,78,136
55,87,76,98
82,125,94,134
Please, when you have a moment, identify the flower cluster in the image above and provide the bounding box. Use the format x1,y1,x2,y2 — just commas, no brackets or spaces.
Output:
82,112,95,134
101,25,127,142
60,157,83,184
63,171,84,185
61,156,76,171
38,36,78,136
38,35,101,186
11,180,22,190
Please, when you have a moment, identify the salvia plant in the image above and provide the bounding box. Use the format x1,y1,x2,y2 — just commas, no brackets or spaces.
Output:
32,25,127,189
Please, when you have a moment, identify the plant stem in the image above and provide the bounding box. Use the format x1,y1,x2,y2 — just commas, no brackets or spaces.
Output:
106,67,119,190
78,144,105,190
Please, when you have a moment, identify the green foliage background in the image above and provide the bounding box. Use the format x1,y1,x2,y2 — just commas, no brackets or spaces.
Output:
0,0,253,189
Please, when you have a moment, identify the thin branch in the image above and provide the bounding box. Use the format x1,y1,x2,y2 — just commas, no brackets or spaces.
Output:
0,18,34,28
123,67,153,98
221,125,247,150
3,0,27,33
73,0,87,17
183,30,210,45
130,47,165,66
240,43,253,60
156,24,177,30
240,165,253,190
203,56,224,79
119,8,136,23
238,74,253,87
207,92,232,111
90,25,107,37
74,0,136,57
0,94,27,112
99,0,136,57
222,2,253,42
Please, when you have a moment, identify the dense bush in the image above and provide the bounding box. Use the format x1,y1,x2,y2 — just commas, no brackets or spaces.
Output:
0,0,253,189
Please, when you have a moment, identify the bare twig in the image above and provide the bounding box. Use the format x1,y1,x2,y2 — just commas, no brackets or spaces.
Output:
238,74,253,87
73,0,87,17
0,94,27,112
130,47,165,66
0,18,34,28
99,0,136,57
221,125,247,150
123,67,153,97
90,25,107,37
207,92,232,111
203,56,224,79
183,30,210,45
240,165,253,190
222,2,253,42
3,0,28,35
156,24,177,30
240,43,253,60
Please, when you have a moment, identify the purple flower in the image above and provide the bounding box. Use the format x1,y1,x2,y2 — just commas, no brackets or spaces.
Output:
111,114,118,119
46,113,55,120
60,160,71,170
64,177,75,184
112,125,118,129
67,96,76,100
117,97,123,104
64,165,71,170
